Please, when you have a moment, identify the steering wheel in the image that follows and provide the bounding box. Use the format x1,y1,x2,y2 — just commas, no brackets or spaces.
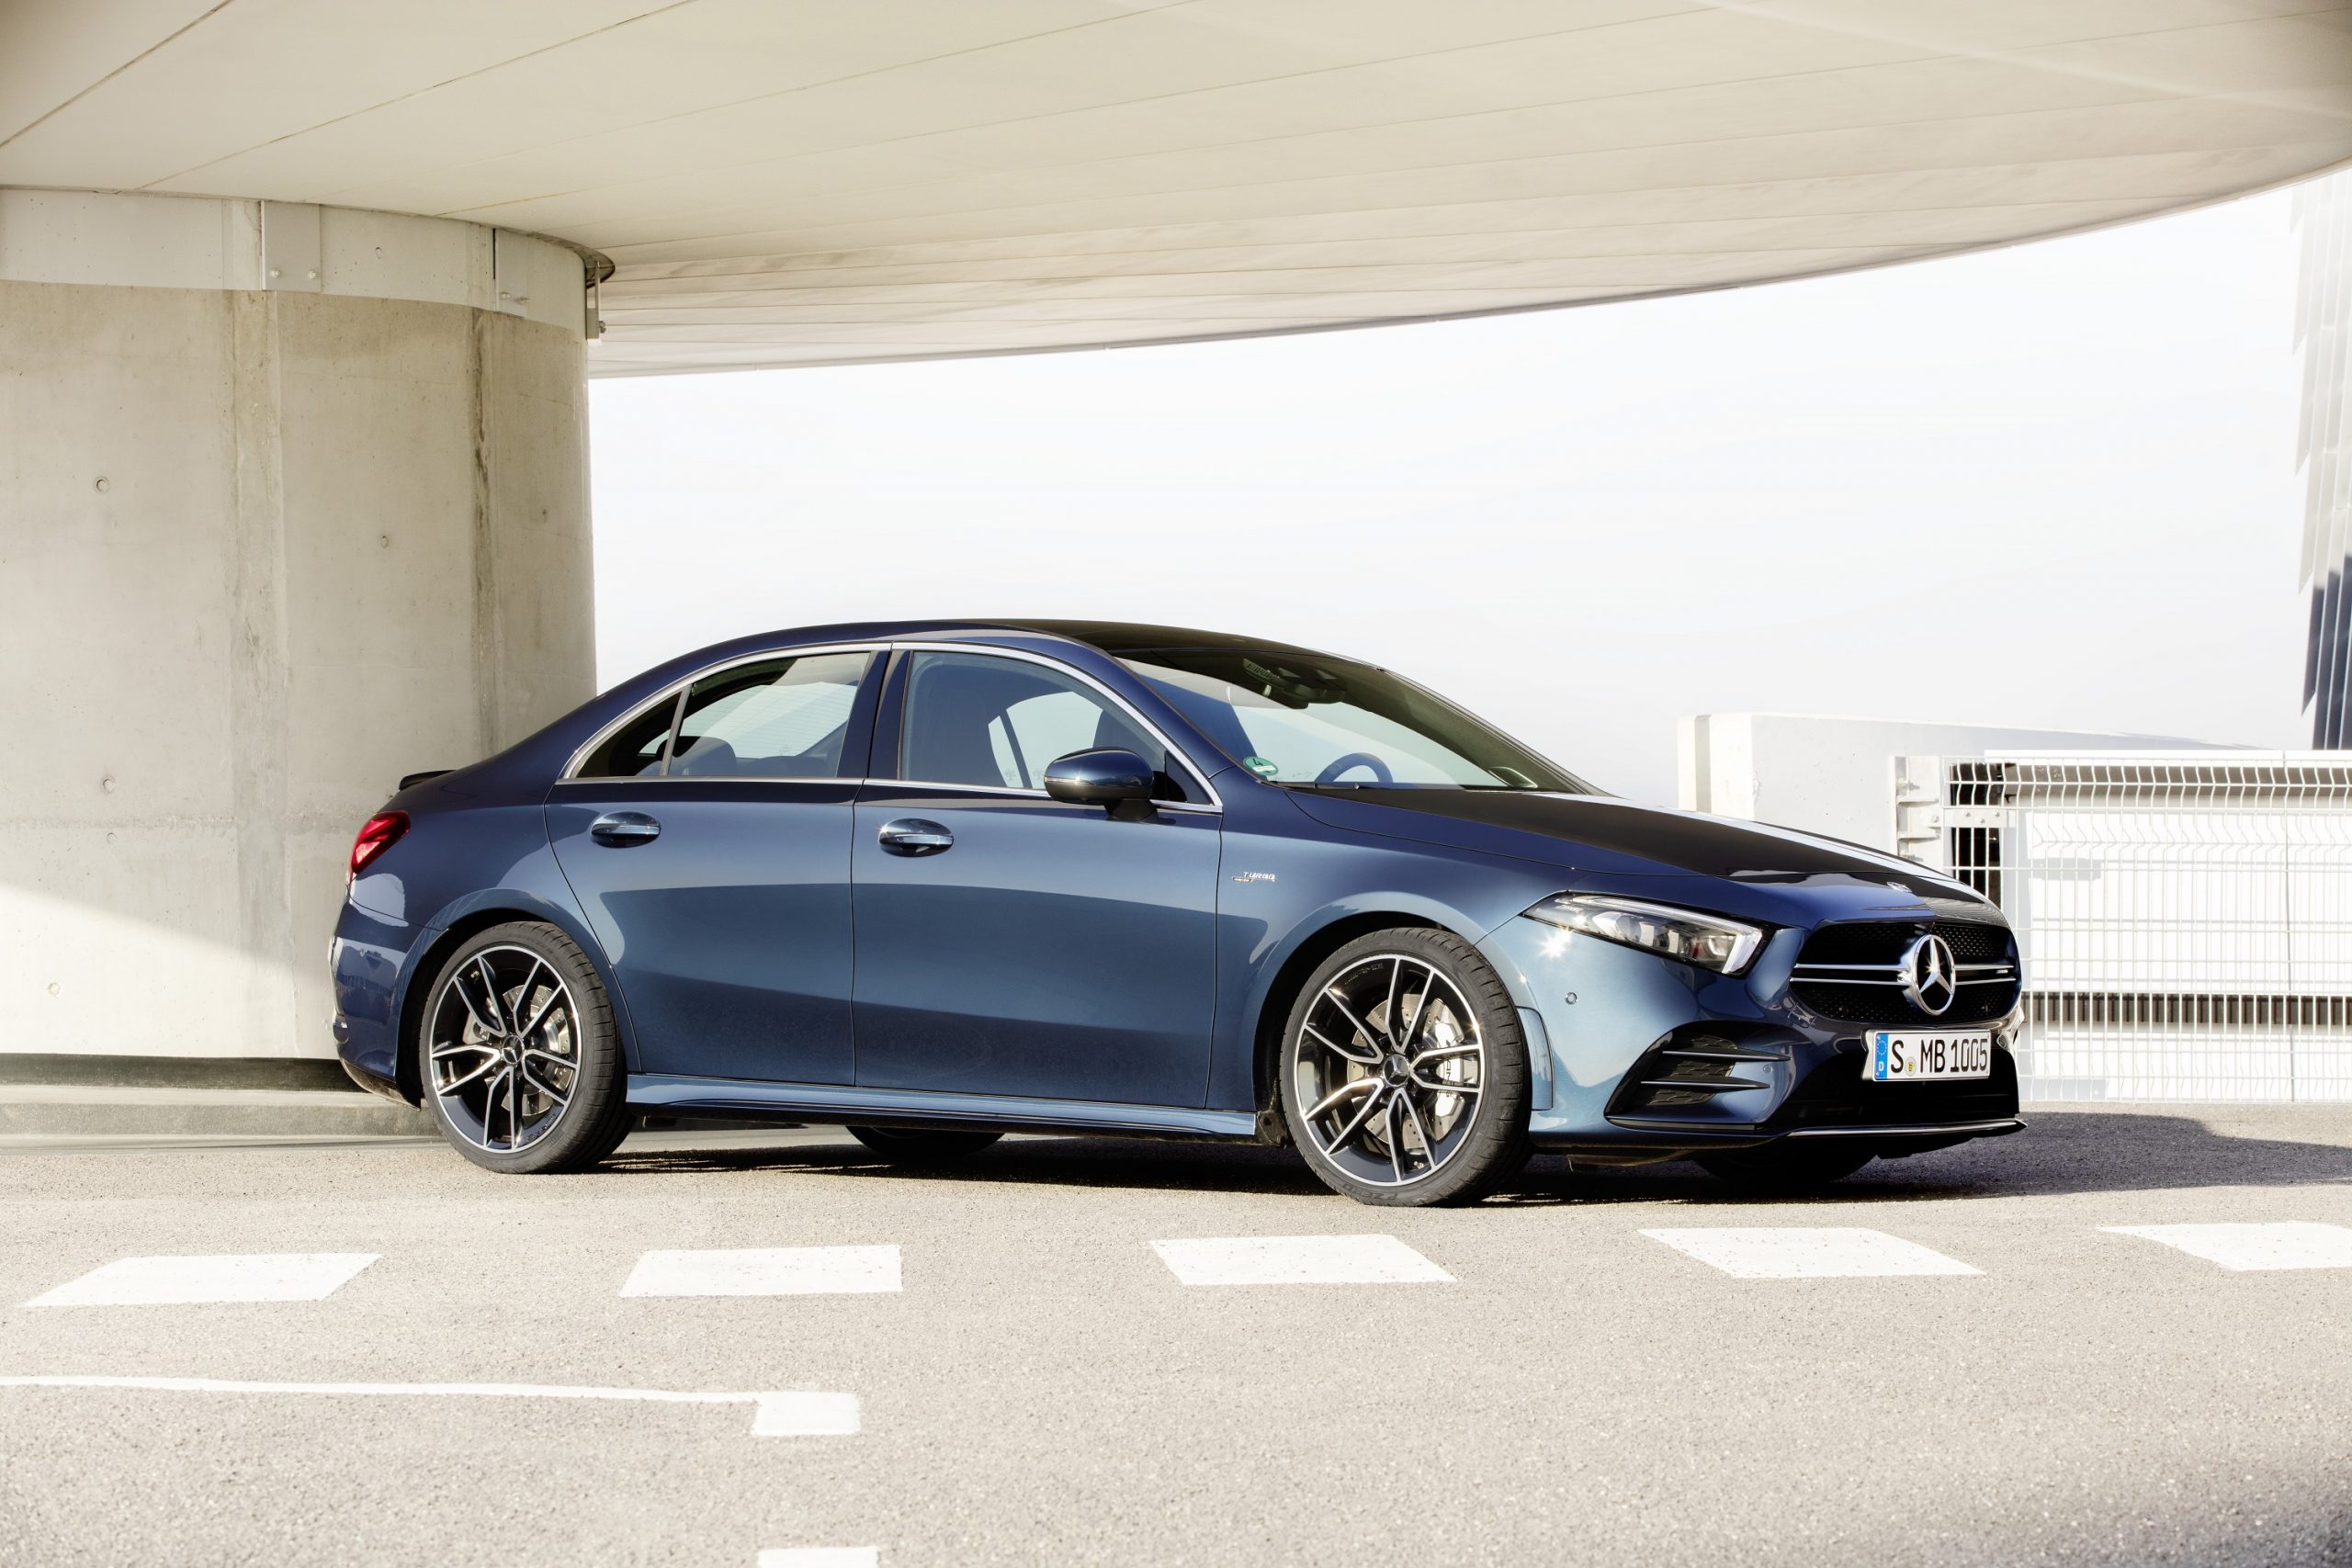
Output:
1315,751,1394,785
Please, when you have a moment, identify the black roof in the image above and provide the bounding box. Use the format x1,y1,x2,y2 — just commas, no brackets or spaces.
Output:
1002,619,1337,661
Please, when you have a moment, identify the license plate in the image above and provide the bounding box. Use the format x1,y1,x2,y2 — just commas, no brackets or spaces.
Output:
1865,1031,1993,1082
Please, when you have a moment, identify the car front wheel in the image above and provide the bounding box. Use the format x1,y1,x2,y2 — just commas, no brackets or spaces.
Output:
1279,928,1531,1207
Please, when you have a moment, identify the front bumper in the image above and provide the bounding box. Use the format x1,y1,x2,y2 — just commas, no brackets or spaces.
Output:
1601,1039,2023,1160
1477,915,2022,1163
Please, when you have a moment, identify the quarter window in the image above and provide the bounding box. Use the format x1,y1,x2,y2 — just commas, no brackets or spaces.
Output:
576,694,679,779
899,651,1176,795
669,653,871,778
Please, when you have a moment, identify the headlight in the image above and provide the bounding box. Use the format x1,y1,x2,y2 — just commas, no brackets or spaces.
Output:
1524,893,1763,976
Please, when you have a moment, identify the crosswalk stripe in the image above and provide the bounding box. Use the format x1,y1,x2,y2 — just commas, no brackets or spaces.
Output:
1151,1234,1453,1286
22,1253,379,1307
26,1225,2346,1306
1641,1227,1980,1279
0,1376,858,1437
2101,1222,2352,1271
622,1246,902,1298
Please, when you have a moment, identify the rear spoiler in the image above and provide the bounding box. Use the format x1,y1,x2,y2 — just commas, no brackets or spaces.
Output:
398,769,452,791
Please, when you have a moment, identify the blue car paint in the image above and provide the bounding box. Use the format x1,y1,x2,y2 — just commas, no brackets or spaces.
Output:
344,620,967,1089
849,782,1223,1107
329,901,409,1083
338,772,629,1094
1481,915,1799,1145
332,618,2018,1160
624,1074,1256,1138
548,778,860,1085
1202,782,1563,1112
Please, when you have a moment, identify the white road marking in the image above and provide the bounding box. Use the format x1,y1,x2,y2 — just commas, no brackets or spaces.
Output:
1152,1234,1453,1286
0,1377,859,1437
22,1253,378,1307
2101,1222,2352,1271
757,1551,880,1567
1641,1227,1981,1279
622,1246,901,1298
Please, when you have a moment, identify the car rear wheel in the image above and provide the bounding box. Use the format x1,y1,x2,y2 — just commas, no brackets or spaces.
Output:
419,922,629,1174
847,1126,1004,1163
1280,928,1531,1207
1694,1144,1873,1192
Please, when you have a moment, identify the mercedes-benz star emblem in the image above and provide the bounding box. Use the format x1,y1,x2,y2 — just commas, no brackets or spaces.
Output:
1902,932,1958,1017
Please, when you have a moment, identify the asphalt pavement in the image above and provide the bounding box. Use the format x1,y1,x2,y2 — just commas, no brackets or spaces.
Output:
1,1106,2346,1568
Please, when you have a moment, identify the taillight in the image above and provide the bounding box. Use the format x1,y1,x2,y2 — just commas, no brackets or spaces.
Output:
349,811,409,883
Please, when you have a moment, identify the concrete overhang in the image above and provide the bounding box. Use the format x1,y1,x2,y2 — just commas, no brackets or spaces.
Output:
4,1,2349,377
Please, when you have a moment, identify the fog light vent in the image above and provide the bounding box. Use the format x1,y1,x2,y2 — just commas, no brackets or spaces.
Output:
1608,1032,1790,1118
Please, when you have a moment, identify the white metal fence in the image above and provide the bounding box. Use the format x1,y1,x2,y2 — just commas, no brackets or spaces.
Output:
1894,752,2352,1102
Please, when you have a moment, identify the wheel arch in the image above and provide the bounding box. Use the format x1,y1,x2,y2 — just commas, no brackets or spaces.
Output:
1248,910,1455,1137
392,900,629,1104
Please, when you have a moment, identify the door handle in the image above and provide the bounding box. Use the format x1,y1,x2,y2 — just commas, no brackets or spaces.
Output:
589,811,661,847
877,818,954,856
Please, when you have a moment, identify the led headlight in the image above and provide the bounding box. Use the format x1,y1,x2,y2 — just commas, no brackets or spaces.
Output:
1524,893,1763,976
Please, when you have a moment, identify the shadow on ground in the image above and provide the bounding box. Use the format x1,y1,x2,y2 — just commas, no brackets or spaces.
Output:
604,1109,2352,1205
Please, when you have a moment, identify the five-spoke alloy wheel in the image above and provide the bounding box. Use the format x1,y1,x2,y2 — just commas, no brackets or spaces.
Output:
420,922,629,1173
1281,929,1530,1206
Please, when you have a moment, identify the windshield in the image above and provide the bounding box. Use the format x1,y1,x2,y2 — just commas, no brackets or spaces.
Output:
1118,649,1590,793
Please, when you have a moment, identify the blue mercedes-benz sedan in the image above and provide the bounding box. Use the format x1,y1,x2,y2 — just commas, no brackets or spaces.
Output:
331,620,2022,1206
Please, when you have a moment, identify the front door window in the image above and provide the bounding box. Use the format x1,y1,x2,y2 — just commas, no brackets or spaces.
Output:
899,650,1168,792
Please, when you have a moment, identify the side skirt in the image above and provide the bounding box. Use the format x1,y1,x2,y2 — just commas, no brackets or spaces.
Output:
627,1074,1261,1141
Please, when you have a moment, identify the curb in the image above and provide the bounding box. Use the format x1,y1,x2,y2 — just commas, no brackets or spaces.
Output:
0,1085,434,1139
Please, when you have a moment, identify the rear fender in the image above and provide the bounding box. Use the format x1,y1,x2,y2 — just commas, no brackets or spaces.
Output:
396,865,643,1089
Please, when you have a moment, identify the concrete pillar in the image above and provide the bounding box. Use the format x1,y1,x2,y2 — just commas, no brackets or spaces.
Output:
1,190,603,1061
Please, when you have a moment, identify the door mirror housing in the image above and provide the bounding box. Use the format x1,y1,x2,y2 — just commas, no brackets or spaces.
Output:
1044,748,1157,817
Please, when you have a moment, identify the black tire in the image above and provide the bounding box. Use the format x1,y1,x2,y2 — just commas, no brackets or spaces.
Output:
416,921,629,1174
1278,927,1531,1207
847,1125,1003,1163
571,1108,638,1168
1695,1144,1873,1192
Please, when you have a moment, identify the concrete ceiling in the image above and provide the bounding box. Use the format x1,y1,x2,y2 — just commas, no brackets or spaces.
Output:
6,1,2350,376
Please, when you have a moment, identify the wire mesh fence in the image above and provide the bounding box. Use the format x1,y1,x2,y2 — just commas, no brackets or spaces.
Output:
1907,753,2352,1102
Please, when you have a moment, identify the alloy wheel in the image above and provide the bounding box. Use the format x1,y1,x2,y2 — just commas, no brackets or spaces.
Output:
1293,953,1486,1189
425,944,582,1155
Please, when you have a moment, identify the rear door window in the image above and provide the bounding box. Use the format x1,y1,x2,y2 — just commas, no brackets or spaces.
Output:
668,653,872,778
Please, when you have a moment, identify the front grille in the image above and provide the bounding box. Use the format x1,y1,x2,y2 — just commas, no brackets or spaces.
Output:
1798,919,2010,964
1788,918,2018,1026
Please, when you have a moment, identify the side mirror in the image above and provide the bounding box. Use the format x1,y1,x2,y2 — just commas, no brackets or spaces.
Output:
1044,748,1157,817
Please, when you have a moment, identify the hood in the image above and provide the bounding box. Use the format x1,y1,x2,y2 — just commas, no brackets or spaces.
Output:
1283,788,1984,902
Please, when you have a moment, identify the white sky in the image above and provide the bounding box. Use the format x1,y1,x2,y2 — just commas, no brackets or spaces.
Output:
590,187,2310,807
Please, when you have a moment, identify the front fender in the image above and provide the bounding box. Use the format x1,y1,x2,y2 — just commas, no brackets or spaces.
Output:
1478,916,1724,1138
1209,890,1500,1117
1204,784,1572,1111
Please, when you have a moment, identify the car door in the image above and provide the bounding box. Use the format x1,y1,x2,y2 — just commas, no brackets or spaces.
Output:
548,648,878,1084
852,647,1222,1107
